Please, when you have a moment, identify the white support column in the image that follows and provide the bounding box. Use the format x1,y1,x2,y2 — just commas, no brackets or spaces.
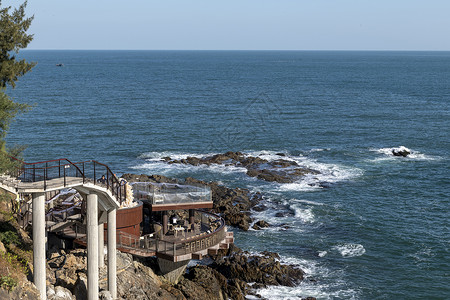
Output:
32,192,46,300
107,208,117,299
87,193,99,300
98,223,104,268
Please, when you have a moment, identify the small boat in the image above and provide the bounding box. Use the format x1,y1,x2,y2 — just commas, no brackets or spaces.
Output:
56,63,64,67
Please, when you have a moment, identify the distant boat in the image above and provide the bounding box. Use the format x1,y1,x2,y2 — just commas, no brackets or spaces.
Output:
56,63,64,67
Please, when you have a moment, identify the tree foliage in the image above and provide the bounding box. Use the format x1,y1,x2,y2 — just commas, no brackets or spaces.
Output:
0,1,34,173
0,1,35,89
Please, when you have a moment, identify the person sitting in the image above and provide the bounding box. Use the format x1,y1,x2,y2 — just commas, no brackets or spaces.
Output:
97,175,107,184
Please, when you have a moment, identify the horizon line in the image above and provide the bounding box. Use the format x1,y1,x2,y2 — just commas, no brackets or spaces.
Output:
21,49,450,52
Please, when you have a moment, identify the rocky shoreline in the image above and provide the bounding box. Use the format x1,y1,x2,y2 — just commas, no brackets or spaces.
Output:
2,172,316,299
43,242,313,300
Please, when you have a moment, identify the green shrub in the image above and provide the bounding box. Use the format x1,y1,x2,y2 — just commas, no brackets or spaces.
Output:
0,230,19,246
0,275,17,291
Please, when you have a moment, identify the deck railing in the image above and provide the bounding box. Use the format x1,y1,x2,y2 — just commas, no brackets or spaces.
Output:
76,210,227,258
8,156,126,204
154,210,226,257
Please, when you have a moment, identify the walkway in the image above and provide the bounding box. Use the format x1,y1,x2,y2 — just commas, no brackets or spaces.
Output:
0,157,123,300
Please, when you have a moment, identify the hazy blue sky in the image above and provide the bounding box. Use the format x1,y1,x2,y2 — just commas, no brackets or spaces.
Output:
3,0,450,50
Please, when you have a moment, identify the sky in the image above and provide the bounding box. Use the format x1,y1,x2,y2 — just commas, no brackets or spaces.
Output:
3,0,450,50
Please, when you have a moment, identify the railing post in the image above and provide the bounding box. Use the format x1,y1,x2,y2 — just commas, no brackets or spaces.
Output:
63,165,66,187
93,161,96,184
44,168,47,191
33,165,35,182
82,162,85,184
59,160,61,178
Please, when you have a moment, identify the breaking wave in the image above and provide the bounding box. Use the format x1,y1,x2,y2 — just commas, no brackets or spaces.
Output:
370,146,442,161
332,243,366,258
250,254,361,300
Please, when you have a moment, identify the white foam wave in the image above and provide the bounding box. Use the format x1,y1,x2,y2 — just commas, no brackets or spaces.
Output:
309,148,331,152
132,154,248,175
253,284,360,300
138,151,206,161
333,243,366,258
293,199,325,206
318,251,328,257
292,206,315,223
252,254,360,300
277,164,362,192
371,146,441,161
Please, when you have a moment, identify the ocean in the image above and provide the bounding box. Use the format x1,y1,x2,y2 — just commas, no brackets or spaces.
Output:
6,50,450,299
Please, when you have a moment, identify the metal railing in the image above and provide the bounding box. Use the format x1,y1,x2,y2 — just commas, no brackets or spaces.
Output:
153,210,226,257
131,182,211,205
7,156,126,204
71,210,227,258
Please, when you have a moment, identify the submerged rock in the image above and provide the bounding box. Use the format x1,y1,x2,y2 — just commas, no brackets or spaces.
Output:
392,146,411,157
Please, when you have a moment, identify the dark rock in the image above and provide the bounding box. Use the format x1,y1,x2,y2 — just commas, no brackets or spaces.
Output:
121,173,179,184
252,205,267,212
252,220,270,230
215,250,304,288
392,148,410,157
184,177,257,231
73,274,88,300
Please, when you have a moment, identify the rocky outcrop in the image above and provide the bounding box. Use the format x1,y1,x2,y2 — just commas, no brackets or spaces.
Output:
213,246,304,288
162,151,320,183
47,249,178,300
0,281,41,300
176,265,247,300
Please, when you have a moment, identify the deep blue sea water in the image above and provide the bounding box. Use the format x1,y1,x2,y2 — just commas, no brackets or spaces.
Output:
7,51,450,299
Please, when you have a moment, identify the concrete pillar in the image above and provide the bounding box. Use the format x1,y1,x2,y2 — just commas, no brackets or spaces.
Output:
87,193,99,300
107,208,117,299
98,223,104,268
32,193,46,300
162,211,168,235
